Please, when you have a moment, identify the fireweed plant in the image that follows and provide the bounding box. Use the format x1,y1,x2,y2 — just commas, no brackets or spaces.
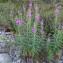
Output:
0,0,63,63
14,0,45,60
9,0,63,62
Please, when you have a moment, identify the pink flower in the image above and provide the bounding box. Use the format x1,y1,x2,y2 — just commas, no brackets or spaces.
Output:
16,19,24,25
35,16,41,23
29,2,32,7
32,27,36,33
27,0,32,18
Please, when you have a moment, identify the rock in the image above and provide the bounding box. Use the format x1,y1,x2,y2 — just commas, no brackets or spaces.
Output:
0,53,12,63
0,30,21,63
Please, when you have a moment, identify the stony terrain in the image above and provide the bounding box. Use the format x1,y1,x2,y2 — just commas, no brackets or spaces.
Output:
0,28,21,63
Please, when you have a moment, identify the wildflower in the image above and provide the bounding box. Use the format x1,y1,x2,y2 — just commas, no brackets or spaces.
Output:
16,19,24,25
32,27,36,33
27,0,32,18
35,15,41,23
29,1,32,7
27,0,32,19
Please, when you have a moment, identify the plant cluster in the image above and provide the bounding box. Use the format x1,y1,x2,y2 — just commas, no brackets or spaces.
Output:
0,0,63,62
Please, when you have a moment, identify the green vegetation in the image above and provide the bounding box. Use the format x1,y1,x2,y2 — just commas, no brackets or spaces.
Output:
0,0,63,63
